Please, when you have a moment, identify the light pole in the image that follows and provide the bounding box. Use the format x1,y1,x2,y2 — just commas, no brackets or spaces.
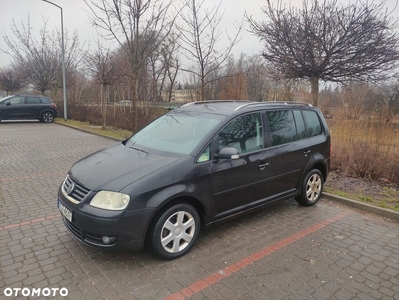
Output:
42,0,67,121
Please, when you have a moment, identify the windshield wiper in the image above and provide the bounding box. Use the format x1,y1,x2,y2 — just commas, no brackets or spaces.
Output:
130,146,148,154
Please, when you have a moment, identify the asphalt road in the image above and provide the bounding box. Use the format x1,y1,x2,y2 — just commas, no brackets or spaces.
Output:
1,121,398,300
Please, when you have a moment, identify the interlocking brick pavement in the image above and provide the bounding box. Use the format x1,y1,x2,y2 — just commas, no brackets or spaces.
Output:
1,121,398,300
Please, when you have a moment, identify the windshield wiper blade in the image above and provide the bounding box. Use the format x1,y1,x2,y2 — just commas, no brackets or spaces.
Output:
130,146,148,154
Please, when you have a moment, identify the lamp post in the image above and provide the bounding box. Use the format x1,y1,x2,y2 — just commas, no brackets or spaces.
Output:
42,0,67,120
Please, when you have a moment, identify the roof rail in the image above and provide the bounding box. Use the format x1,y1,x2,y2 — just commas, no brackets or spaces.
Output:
182,100,250,107
236,101,313,110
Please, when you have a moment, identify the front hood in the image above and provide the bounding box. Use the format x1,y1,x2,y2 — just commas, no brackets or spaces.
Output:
69,143,180,191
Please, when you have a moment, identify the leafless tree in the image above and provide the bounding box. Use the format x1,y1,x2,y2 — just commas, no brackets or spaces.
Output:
2,17,85,96
373,77,399,122
177,0,243,100
0,67,25,95
247,0,399,107
2,18,58,94
86,43,121,129
160,34,180,102
85,0,177,132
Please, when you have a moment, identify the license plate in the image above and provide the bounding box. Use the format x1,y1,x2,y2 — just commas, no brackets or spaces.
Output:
58,200,72,222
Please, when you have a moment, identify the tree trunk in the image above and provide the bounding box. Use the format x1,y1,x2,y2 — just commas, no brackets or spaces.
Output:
101,84,107,130
131,74,139,134
310,77,319,107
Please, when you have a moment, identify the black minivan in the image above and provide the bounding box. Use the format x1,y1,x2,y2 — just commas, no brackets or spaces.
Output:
58,101,331,259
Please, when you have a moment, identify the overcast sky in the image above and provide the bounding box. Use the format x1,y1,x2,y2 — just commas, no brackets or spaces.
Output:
0,0,398,68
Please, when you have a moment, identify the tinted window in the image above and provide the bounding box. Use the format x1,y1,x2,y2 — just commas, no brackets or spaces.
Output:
218,113,263,154
10,97,24,104
293,110,307,139
303,110,322,137
40,98,51,103
267,110,297,146
27,97,40,104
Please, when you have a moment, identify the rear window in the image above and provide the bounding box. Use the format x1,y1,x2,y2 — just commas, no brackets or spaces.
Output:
40,98,52,103
303,110,323,136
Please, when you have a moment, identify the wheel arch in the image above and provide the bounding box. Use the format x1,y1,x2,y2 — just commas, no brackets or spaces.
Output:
311,162,328,182
147,196,207,233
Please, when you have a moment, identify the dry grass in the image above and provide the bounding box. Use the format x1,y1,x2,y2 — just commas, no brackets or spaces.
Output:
327,117,399,183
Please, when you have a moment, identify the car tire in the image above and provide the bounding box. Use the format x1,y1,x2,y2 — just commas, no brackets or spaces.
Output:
41,111,54,123
147,203,200,260
295,169,324,206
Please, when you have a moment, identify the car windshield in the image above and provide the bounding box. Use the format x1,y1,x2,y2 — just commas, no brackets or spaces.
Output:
126,111,225,155
0,96,12,103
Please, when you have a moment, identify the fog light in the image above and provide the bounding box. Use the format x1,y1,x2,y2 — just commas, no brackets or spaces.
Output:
102,236,117,245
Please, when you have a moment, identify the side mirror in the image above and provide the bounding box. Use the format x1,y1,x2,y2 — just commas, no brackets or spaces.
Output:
215,147,240,160
5,100,11,106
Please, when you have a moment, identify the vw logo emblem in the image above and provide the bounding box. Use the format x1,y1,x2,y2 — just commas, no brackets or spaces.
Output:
64,181,75,195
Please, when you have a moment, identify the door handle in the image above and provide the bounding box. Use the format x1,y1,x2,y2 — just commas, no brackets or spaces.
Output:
258,162,269,170
303,150,311,156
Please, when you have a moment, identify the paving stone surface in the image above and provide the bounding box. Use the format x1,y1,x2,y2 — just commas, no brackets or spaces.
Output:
0,121,398,300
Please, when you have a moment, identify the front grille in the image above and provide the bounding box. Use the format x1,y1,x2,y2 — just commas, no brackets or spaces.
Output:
63,175,91,203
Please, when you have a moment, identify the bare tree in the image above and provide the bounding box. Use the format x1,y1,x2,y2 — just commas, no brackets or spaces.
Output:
244,55,272,102
247,0,399,106
218,55,248,100
0,67,25,95
2,17,84,96
85,0,177,132
3,18,57,94
160,34,180,102
177,0,243,100
86,43,120,129
338,83,371,119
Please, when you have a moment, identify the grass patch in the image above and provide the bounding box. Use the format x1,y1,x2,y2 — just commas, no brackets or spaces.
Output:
55,118,132,140
324,186,399,212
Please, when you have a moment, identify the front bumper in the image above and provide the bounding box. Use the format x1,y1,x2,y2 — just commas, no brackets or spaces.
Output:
58,197,156,251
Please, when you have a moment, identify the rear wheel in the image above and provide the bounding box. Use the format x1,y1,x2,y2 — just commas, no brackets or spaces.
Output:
41,111,54,123
147,203,200,260
295,169,324,206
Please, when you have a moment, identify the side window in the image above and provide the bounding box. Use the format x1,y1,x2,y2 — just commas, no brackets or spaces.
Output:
197,145,210,163
27,97,40,104
10,97,24,104
40,98,51,104
293,110,307,140
303,111,323,137
266,110,297,146
218,113,263,154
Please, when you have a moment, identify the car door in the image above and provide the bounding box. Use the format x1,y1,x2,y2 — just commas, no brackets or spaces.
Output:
26,96,43,118
4,96,26,119
210,112,271,220
265,109,311,198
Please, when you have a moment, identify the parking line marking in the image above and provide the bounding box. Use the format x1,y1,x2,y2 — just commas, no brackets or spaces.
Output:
0,213,61,231
164,210,352,300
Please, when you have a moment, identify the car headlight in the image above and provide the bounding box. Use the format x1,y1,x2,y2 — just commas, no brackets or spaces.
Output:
90,191,130,210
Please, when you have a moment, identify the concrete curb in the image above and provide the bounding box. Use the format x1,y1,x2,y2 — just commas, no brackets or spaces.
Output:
322,192,399,221
55,121,125,142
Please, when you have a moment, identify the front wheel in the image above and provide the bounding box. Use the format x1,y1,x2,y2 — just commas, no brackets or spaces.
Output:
295,169,324,206
147,203,200,260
